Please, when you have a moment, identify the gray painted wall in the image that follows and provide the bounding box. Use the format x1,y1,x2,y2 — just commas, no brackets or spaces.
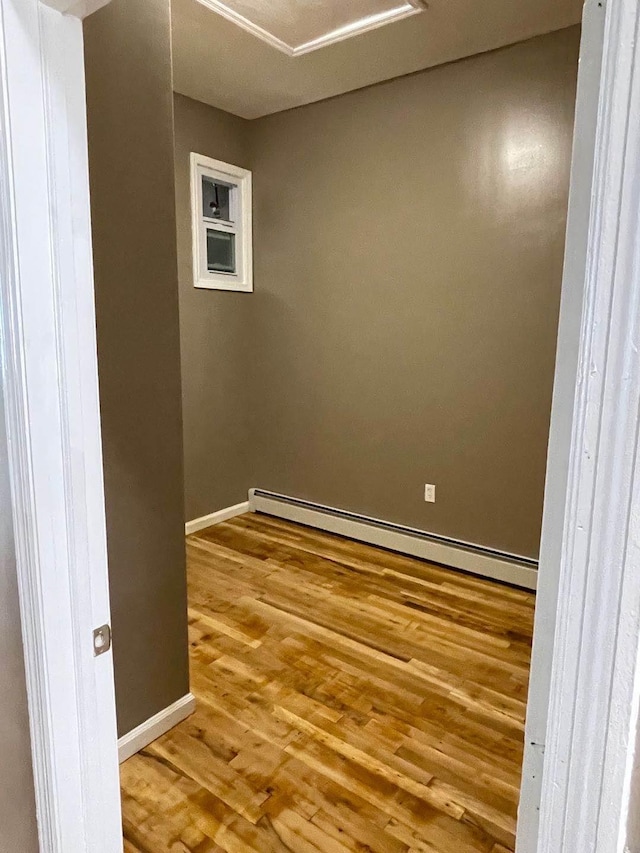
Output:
0,376,38,849
173,95,255,522
84,0,189,737
247,28,579,560
176,29,579,560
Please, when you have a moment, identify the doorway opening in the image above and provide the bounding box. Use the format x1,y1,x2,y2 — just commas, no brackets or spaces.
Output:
7,0,640,851
81,3,589,850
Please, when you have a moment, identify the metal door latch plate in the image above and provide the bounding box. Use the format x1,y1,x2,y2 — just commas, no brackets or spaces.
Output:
93,624,111,657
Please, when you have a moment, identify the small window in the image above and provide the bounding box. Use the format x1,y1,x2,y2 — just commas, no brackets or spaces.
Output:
207,229,236,273
202,176,232,222
191,154,252,292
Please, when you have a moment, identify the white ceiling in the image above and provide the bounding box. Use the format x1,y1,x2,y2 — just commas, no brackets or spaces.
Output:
195,0,426,55
172,0,583,119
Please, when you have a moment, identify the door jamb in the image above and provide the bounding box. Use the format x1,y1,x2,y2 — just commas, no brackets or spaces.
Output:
0,0,120,851
517,3,605,848
520,0,640,849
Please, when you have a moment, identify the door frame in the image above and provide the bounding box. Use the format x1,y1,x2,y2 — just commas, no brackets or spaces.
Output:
517,2,606,848
2,0,640,851
518,0,640,847
0,0,121,851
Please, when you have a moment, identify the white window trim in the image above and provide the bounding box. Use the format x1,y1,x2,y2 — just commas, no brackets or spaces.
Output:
190,153,253,292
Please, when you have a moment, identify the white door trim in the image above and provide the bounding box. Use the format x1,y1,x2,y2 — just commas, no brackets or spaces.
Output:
521,0,640,849
517,2,606,847
0,1,121,852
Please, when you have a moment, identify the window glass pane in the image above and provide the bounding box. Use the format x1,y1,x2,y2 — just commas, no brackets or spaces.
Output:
207,229,236,274
202,175,233,221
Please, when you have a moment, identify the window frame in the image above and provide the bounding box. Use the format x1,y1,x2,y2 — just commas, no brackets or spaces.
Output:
190,153,253,292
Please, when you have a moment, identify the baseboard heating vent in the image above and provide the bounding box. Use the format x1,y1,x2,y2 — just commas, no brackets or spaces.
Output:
248,489,538,591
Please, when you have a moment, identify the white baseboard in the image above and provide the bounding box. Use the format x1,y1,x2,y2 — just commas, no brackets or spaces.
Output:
118,693,196,764
249,489,538,591
185,501,250,535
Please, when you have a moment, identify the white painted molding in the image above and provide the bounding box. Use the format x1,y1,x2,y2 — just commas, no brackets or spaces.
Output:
186,501,250,535
194,0,292,55
118,694,196,764
517,3,605,850
249,490,537,590
194,0,425,57
0,1,121,852
41,0,111,19
526,0,640,848
290,2,424,56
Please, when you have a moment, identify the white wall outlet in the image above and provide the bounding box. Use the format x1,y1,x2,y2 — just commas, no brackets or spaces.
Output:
424,484,436,503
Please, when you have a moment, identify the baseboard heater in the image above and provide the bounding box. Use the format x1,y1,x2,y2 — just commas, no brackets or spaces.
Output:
249,489,538,591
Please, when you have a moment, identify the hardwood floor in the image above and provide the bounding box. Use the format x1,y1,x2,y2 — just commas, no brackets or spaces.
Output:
121,513,535,853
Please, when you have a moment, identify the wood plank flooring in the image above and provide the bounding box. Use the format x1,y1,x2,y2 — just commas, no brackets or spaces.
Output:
121,513,535,853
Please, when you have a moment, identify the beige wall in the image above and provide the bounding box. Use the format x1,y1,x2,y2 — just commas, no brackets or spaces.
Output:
84,0,189,736
248,27,579,559
0,376,38,849
173,95,255,522
176,29,578,559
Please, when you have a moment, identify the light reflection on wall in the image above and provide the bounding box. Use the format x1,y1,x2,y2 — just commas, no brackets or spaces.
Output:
501,113,563,195
469,106,568,232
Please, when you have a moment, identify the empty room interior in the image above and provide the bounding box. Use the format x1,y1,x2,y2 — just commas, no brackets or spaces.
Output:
81,0,584,850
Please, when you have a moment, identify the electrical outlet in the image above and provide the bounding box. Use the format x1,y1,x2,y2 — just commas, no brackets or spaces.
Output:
424,484,436,503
